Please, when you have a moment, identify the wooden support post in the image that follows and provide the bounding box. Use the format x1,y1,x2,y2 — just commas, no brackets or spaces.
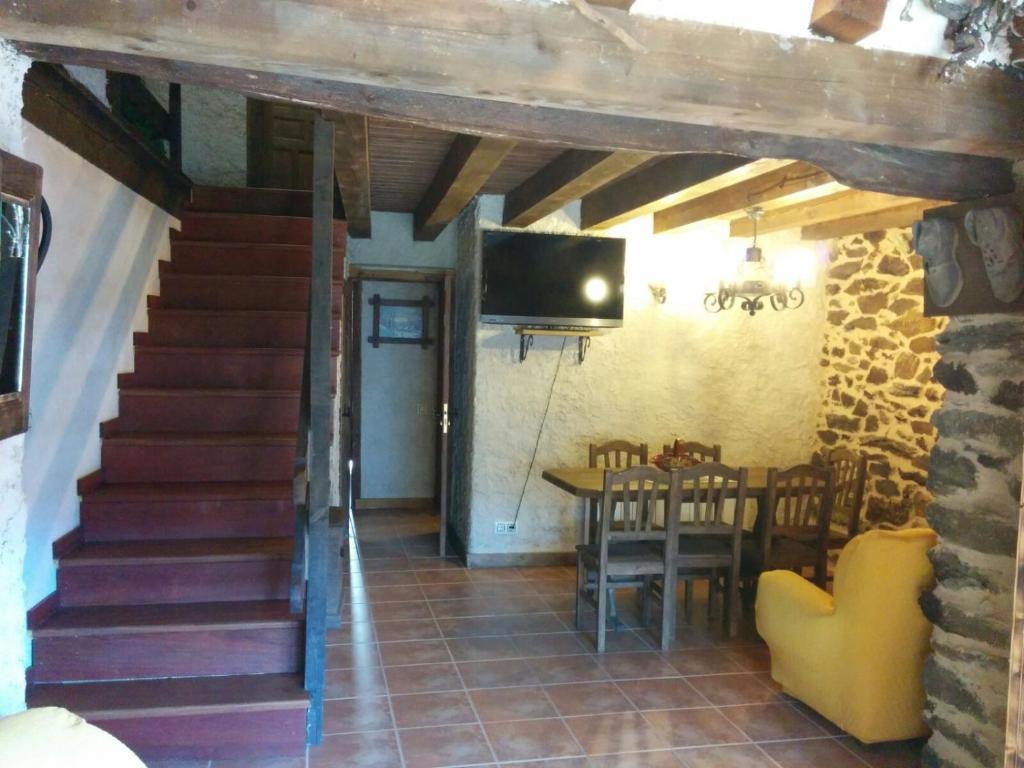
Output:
304,113,336,746
168,82,182,171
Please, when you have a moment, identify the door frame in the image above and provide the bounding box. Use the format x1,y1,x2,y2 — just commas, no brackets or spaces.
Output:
343,265,455,556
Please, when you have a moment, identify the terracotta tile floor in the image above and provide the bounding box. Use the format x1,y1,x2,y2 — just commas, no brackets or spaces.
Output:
160,510,924,768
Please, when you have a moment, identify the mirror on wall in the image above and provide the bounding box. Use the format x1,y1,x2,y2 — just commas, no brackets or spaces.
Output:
0,150,42,440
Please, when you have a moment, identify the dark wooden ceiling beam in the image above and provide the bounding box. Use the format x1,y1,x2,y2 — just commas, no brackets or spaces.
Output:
504,150,652,228
730,190,947,237
15,45,1014,203
326,111,372,238
6,0,1022,158
581,154,753,230
414,134,516,241
800,200,937,240
652,161,838,234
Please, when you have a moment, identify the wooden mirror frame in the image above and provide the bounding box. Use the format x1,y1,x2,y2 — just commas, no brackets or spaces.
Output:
0,149,43,441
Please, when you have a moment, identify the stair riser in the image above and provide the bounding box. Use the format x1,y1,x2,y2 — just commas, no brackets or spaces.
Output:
128,351,305,390
147,312,339,349
82,499,295,542
32,626,302,682
165,245,345,278
94,707,307,761
179,212,347,245
57,560,292,607
189,185,315,216
102,444,294,483
117,393,300,434
160,275,342,312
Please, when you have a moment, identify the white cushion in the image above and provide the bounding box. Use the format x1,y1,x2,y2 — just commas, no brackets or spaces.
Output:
0,707,145,768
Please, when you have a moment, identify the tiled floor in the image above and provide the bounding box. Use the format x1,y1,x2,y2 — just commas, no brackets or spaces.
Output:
157,510,924,768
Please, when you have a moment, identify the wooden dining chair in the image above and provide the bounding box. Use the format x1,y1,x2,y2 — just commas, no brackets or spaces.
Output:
824,447,867,548
663,463,748,640
586,440,649,542
743,464,834,589
589,440,648,469
662,439,723,463
575,465,671,653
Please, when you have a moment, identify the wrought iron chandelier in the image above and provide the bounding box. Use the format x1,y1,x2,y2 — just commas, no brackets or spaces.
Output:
703,207,805,316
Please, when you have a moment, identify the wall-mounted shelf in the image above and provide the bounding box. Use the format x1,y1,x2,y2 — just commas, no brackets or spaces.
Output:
513,326,602,364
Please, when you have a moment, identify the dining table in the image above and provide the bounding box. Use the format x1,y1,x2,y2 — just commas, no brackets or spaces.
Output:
541,465,771,501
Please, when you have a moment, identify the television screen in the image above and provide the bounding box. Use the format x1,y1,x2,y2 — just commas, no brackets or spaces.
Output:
480,231,625,328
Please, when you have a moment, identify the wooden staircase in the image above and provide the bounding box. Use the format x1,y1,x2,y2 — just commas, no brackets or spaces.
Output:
26,186,344,761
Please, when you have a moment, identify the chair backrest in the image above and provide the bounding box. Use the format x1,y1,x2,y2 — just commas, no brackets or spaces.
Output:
762,464,835,545
590,440,648,469
665,462,748,539
598,465,669,543
826,448,867,537
665,439,723,463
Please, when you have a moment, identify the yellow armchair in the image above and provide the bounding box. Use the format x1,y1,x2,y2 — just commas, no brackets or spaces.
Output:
755,528,937,744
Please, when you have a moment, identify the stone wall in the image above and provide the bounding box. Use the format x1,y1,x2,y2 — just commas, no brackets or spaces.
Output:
817,229,946,527
921,315,1022,768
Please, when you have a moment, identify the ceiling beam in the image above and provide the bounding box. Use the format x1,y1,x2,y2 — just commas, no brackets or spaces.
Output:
653,162,839,234
581,154,754,230
5,1,1023,159
414,134,516,241
730,190,946,238
16,44,1014,203
326,111,372,238
800,200,940,240
504,150,652,228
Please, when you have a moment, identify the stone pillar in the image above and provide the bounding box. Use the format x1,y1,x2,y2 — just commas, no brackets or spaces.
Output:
922,315,1023,768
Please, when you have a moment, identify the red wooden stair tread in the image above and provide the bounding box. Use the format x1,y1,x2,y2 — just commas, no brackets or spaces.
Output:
27,673,308,718
60,537,293,565
82,481,292,503
34,600,299,635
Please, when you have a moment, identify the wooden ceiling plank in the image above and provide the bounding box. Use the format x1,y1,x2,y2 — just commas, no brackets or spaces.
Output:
801,200,940,240
504,149,653,228
653,161,835,234
17,44,1014,203
414,134,516,241
6,0,1023,159
325,110,371,238
581,154,754,230
730,190,947,238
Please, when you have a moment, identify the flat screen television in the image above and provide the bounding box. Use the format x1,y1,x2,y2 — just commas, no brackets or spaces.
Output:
480,231,625,328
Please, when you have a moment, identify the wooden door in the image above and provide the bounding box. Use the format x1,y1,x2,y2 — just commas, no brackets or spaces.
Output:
247,99,316,189
437,273,454,556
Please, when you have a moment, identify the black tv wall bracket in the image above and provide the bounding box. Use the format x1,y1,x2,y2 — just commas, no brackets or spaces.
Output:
513,327,599,365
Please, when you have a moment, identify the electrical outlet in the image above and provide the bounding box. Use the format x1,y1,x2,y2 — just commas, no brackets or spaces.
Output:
494,521,517,535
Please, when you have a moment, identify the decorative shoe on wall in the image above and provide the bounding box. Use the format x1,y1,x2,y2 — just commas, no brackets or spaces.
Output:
913,218,963,308
964,207,1024,304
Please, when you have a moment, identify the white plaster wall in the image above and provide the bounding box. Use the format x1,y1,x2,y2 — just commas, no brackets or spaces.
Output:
347,212,458,271
0,107,176,714
19,122,175,610
0,40,34,717
63,66,110,107
0,433,27,715
181,85,247,187
467,196,828,555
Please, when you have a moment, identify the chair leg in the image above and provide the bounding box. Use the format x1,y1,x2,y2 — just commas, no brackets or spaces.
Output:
607,586,620,630
707,569,718,621
640,576,652,627
728,562,741,640
596,570,608,653
661,569,677,652
575,552,586,631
